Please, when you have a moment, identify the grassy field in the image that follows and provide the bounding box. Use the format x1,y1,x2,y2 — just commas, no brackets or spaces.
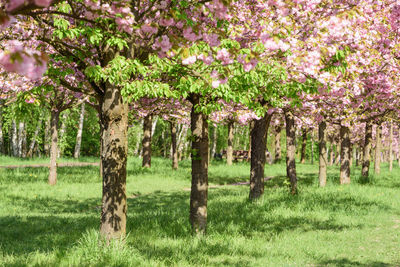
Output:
0,156,399,266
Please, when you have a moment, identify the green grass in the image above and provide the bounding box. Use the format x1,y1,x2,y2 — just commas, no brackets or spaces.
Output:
0,156,399,266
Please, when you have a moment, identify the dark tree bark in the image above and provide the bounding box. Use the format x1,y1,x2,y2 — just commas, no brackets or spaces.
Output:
249,113,272,200
335,137,340,165
374,124,382,175
389,120,393,172
170,121,178,170
49,110,60,185
74,103,86,159
274,124,282,163
99,84,128,240
362,122,372,177
318,121,327,187
142,114,152,168
189,94,209,235
339,125,351,184
300,128,307,164
227,121,234,165
284,109,297,194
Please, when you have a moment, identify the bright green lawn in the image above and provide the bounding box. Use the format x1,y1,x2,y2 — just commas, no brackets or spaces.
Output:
0,157,399,266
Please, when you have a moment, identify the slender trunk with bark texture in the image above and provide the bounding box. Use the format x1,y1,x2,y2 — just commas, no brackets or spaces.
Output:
18,121,27,158
355,146,359,166
335,137,340,165
58,112,68,158
74,104,86,159
10,120,17,157
49,111,60,185
318,121,327,187
284,109,297,194
362,122,372,177
27,119,42,157
300,129,307,164
189,94,209,235
339,125,351,184
249,114,272,200
374,124,382,175
170,121,178,170
274,125,282,163
0,103,4,155
210,125,217,159
44,118,50,156
311,131,314,165
389,120,393,172
99,84,128,240
329,140,334,166
227,121,234,165
142,115,152,168
151,116,158,138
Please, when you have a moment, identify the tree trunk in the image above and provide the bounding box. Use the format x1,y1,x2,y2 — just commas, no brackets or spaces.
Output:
99,84,128,240
374,124,382,175
142,115,152,168
249,113,272,200
151,116,158,138
49,110,60,185
329,140,334,166
284,109,297,194
362,122,372,177
189,94,209,235
0,102,4,155
318,121,327,187
74,103,86,159
274,125,282,163
339,125,351,185
311,131,314,165
134,120,142,157
335,137,340,165
18,121,27,158
355,146,359,166
300,129,307,164
177,126,188,161
210,125,217,159
44,118,50,157
57,112,68,158
227,121,234,165
170,121,178,170
389,120,393,172
27,118,43,158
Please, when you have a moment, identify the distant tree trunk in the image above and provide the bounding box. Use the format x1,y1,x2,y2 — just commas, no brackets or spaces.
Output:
329,140,334,166
10,120,17,157
210,125,217,159
99,84,128,240
227,121,234,165
318,121,327,187
248,121,254,161
177,126,188,161
44,118,50,156
362,122,373,179
142,115,152,168
389,120,393,172
335,137,340,165
339,125,351,184
18,121,27,158
311,131,314,165
74,103,85,159
300,129,307,164
0,102,4,155
170,121,178,170
249,113,272,200
151,116,158,138
355,146,359,166
274,125,282,163
134,120,142,157
374,124,382,175
349,143,353,167
189,94,209,235
49,110,60,185
57,112,68,158
284,109,297,194
27,118,43,158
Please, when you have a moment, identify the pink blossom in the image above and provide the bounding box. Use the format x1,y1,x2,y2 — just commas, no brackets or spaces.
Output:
159,35,172,52
182,55,197,65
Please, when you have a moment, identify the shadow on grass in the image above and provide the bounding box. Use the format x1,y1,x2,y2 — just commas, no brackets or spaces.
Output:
0,215,98,256
319,257,392,266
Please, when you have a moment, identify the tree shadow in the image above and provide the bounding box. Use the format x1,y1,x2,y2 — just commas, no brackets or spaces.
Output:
319,257,392,266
